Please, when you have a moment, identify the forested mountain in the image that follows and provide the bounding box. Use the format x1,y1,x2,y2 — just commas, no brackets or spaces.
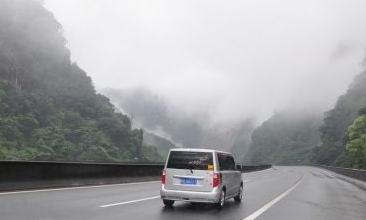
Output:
0,0,161,162
245,111,322,165
312,70,366,168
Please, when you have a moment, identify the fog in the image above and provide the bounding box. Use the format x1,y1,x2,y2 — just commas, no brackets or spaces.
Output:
45,0,366,124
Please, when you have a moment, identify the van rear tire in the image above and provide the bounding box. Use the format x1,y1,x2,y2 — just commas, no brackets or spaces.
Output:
163,199,174,207
234,184,243,202
216,190,226,209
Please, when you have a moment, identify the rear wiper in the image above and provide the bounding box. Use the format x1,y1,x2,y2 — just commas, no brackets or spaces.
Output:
187,164,194,174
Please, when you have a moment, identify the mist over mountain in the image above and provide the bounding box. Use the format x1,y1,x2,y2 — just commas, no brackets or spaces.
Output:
0,0,365,168
42,0,366,165
102,87,255,157
229,121,256,163
104,66,366,167
102,87,201,147
46,0,366,126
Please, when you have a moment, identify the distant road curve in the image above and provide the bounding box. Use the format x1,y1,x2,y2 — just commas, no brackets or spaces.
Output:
0,166,365,220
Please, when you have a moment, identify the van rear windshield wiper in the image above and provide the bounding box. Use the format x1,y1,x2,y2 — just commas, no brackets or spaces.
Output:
187,163,194,174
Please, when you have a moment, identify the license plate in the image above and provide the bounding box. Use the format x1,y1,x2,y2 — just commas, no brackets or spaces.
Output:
180,177,197,185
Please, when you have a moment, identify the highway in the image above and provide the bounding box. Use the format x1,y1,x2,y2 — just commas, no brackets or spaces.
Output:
0,166,365,220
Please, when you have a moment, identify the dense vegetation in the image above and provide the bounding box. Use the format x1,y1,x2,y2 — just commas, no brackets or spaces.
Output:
345,113,366,168
0,0,161,162
244,111,321,165
311,70,366,168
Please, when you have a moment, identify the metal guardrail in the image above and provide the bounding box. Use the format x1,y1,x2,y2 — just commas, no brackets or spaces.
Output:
241,164,272,172
0,161,271,191
319,165,366,182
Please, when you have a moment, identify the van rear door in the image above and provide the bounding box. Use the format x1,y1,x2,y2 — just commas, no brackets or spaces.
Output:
164,151,214,192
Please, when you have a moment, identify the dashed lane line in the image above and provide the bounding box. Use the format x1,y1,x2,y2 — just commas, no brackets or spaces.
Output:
0,181,160,196
100,195,160,208
242,175,304,220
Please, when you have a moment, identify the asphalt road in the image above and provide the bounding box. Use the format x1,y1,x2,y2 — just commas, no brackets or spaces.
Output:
0,166,365,220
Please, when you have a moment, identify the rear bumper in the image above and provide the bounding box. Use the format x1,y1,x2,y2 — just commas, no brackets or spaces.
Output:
160,185,221,203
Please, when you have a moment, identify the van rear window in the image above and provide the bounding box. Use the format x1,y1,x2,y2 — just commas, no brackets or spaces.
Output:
167,151,213,170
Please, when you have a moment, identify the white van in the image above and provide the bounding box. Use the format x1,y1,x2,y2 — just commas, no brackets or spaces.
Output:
160,148,243,209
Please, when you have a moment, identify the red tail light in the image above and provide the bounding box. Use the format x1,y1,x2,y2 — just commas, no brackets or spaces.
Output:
161,170,166,185
213,172,220,187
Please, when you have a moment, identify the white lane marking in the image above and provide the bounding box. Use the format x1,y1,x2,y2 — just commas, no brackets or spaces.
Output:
0,181,160,196
242,176,304,220
100,195,160,208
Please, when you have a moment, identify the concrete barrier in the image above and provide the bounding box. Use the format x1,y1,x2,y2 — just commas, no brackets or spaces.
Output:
0,160,164,191
0,161,271,192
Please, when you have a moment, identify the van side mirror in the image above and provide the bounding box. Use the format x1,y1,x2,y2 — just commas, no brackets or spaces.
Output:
236,164,242,171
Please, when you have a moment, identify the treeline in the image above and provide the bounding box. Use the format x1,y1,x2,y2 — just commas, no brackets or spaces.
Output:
0,0,161,162
246,70,366,169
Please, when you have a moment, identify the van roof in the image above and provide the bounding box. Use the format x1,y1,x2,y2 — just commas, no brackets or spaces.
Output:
169,148,232,155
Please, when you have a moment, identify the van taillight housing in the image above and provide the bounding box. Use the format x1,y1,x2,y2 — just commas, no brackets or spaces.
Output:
213,173,220,187
161,170,166,185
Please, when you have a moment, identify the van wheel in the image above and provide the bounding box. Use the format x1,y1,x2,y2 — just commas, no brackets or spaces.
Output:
216,190,226,209
163,199,174,207
234,184,243,202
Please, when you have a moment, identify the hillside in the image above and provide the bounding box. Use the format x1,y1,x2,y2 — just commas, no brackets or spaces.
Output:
0,0,161,162
143,131,175,160
312,70,366,168
245,111,322,165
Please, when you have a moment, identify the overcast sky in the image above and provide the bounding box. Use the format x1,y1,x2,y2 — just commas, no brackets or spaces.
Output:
45,0,366,123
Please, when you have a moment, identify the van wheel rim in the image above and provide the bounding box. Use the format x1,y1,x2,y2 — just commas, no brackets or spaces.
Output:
220,191,225,206
239,186,243,199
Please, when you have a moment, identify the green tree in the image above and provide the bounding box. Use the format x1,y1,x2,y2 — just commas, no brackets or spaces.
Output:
345,115,366,168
